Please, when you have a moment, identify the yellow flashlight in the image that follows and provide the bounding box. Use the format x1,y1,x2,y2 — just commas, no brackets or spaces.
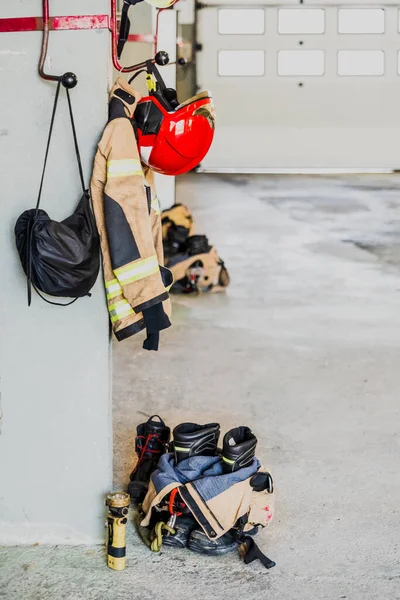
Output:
105,492,130,571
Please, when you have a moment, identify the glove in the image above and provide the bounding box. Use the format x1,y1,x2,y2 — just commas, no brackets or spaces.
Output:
142,303,171,352
143,331,160,351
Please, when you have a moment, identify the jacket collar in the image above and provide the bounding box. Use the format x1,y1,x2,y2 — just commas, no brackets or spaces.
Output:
109,77,142,119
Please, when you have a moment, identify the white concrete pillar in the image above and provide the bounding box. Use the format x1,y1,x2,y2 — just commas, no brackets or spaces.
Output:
0,0,112,544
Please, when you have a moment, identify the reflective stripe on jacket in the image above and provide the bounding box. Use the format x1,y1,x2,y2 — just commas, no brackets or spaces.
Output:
91,78,172,342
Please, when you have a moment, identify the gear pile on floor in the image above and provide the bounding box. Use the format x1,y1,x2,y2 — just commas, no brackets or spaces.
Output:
161,204,230,294
127,416,275,569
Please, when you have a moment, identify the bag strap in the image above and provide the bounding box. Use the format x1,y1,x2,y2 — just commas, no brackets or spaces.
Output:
35,80,62,213
66,87,86,195
239,536,276,570
32,283,79,307
35,81,85,214
233,515,276,570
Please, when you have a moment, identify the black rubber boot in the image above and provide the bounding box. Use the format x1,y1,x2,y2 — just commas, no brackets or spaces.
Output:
221,426,257,473
188,529,238,556
163,223,190,259
172,422,220,464
127,415,170,504
163,515,199,549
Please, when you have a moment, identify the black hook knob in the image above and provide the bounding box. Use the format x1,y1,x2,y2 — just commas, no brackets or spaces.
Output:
155,51,170,66
61,72,78,89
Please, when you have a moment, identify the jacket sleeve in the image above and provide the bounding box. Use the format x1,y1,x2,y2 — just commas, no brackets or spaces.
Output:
99,118,170,319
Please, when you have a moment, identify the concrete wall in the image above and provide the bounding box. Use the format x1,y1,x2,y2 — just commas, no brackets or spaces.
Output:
0,0,112,544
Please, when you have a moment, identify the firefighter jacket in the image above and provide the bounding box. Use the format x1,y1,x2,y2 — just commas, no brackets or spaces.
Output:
91,78,172,347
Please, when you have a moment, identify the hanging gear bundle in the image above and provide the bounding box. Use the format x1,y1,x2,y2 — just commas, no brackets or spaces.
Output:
130,61,215,176
15,81,100,306
133,420,275,569
91,78,172,349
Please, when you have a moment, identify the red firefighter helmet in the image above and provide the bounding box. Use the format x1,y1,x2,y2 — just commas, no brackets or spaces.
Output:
132,64,215,176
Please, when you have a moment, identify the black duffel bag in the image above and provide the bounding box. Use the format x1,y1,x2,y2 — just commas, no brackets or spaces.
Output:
15,81,99,306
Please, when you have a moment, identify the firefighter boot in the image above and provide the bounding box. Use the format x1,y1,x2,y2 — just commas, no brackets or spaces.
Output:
127,415,170,504
221,426,257,473
172,422,220,464
163,515,199,549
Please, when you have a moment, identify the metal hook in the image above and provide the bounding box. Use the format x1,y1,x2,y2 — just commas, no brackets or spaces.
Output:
38,0,78,88
34,0,176,82
111,0,177,73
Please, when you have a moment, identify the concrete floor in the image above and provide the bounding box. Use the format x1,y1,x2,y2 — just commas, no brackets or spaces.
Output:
2,173,400,599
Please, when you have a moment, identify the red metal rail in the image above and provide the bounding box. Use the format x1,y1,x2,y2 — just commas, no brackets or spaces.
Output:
0,15,110,33
0,0,158,73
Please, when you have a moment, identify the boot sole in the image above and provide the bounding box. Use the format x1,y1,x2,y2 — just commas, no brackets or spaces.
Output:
163,518,198,549
187,537,238,556
162,534,188,549
127,481,147,504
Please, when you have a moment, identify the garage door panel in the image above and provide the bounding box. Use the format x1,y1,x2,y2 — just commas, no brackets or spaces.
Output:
199,0,298,6
218,8,267,34
197,4,400,170
305,0,400,6
211,82,400,128
206,127,400,170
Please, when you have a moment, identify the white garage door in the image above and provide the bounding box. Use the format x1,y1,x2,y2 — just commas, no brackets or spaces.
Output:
196,1,400,172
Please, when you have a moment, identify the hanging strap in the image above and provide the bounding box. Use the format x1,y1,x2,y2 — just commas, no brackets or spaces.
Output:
118,0,144,59
31,283,79,307
239,536,276,570
34,80,62,214
233,515,276,571
28,82,86,307
118,1,132,60
34,82,85,215
66,87,86,195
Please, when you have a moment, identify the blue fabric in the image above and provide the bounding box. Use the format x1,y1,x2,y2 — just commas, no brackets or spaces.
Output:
167,254,190,268
151,453,260,503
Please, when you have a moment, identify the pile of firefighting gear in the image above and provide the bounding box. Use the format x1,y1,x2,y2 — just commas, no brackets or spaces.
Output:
161,204,230,294
127,416,275,569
